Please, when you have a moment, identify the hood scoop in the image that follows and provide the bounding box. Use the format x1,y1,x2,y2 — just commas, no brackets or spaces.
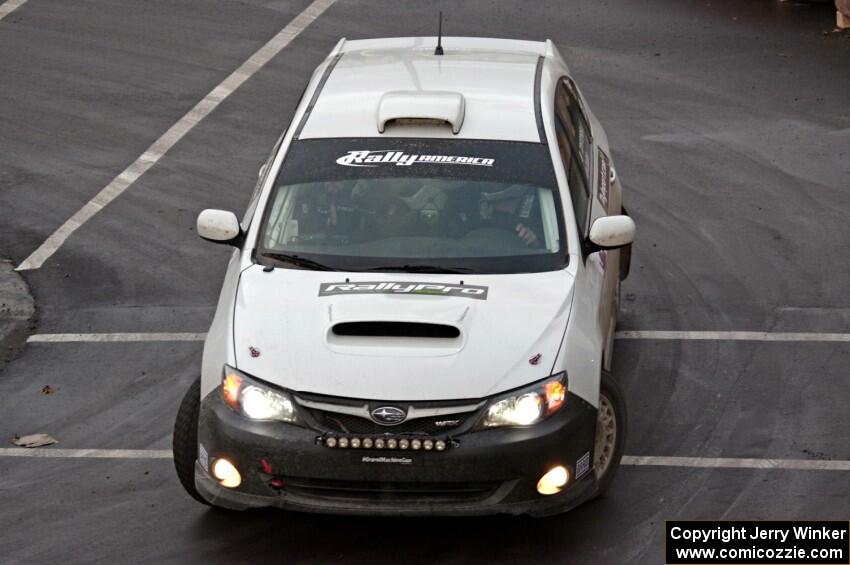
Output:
332,321,460,339
326,319,465,357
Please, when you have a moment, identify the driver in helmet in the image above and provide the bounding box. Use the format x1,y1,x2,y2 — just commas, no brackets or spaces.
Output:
479,184,540,246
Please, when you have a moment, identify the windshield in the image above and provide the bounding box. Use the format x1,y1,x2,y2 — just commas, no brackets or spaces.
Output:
257,138,566,274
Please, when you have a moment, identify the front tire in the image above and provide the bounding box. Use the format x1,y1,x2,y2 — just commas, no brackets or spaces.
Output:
593,370,627,496
172,378,210,505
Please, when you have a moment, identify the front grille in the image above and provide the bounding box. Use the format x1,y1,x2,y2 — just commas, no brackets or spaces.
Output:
305,408,475,435
283,477,498,503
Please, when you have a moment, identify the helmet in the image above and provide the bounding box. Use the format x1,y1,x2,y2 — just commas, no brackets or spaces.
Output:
480,184,528,202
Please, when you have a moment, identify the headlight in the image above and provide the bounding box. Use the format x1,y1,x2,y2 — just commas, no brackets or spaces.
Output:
221,365,300,424
480,373,567,428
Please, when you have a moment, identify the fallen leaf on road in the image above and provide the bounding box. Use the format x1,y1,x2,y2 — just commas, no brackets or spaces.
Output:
11,433,58,448
41,385,53,395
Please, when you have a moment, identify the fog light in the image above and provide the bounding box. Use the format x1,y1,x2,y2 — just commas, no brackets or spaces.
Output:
362,438,373,449
536,466,569,495
350,438,361,449
325,437,337,448
375,438,385,449
387,439,398,449
399,439,410,450
211,458,241,488
338,437,349,448
423,440,434,450
411,439,422,450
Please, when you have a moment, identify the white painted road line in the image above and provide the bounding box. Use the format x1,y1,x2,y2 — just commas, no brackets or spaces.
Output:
1,449,848,471
615,330,850,342
27,333,206,343
0,0,27,21
622,455,850,471
26,331,850,344
15,0,337,271
0,448,172,459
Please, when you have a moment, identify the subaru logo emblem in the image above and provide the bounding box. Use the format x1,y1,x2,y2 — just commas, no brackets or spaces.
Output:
370,406,407,425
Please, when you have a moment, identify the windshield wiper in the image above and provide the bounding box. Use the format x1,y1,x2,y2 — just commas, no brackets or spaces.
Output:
362,264,478,274
260,252,337,271
260,254,476,274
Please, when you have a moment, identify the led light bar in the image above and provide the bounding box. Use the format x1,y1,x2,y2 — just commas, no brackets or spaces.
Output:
320,435,452,452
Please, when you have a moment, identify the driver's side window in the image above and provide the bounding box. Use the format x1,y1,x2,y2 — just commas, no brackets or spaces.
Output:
242,132,286,230
554,80,592,235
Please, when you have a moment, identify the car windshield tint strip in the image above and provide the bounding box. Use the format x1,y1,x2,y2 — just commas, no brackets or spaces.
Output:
277,139,557,187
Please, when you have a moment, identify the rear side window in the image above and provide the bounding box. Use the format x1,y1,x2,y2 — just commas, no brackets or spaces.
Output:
554,79,593,234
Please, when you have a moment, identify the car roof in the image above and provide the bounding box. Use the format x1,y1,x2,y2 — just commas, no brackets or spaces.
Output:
297,37,549,143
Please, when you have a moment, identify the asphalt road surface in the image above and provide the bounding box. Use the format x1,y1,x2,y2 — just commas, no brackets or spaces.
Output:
1,1,849,563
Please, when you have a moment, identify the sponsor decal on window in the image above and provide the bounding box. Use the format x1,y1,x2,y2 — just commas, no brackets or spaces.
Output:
336,150,495,168
597,149,611,210
319,281,488,300
578,123,592,169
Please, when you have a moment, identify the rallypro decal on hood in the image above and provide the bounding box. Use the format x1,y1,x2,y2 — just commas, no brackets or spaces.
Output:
319,281,489,300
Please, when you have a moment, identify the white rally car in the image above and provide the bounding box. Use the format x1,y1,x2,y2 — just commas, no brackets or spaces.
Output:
173,36,635,516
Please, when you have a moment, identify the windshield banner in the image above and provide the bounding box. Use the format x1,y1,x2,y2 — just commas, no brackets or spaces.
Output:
336,150,494,168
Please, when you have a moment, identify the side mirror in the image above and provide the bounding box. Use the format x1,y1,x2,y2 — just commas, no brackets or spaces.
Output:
586,215,635,253
197,209,243,246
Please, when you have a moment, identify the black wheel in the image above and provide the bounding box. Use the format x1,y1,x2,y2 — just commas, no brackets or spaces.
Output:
172,378,210,505
593,370,628,496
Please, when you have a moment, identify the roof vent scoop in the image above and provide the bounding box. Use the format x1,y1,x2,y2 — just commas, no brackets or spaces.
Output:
377,91,465,134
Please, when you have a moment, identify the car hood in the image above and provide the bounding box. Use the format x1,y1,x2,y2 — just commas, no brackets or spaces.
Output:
233,266,574,401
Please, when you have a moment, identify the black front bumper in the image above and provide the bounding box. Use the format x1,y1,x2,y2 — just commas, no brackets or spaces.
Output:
196,391,599,516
